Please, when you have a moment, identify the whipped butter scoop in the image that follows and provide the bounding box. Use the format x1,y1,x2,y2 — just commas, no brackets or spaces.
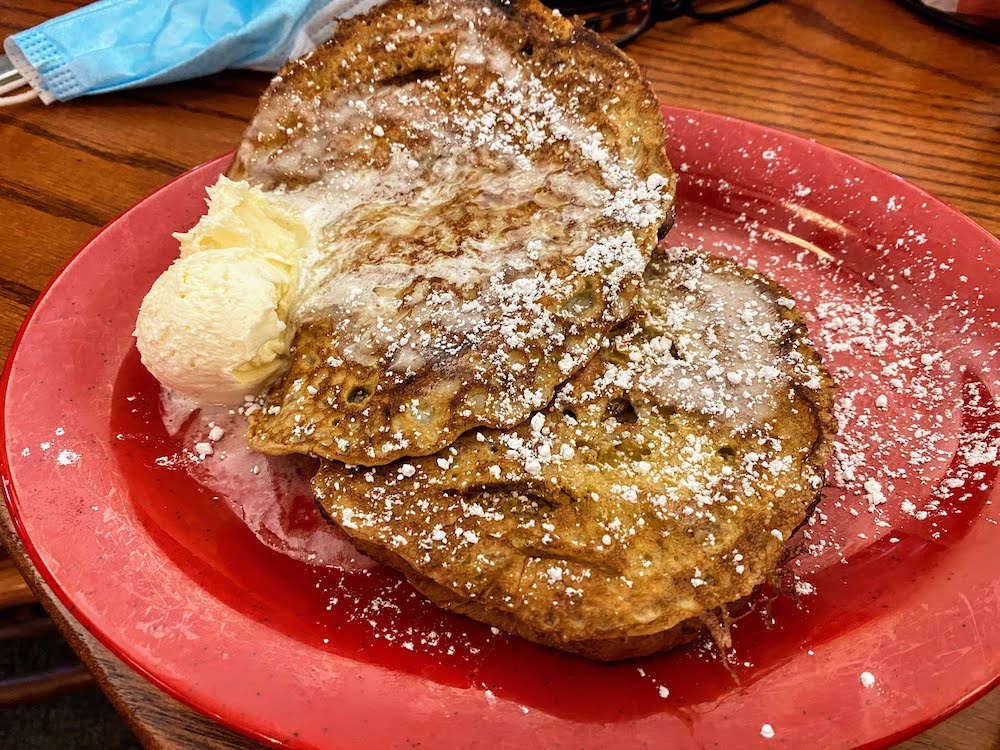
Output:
134,177,311,403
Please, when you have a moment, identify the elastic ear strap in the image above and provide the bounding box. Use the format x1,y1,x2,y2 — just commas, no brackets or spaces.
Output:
0,71,39,105
3,39,50,104
0,89,39,105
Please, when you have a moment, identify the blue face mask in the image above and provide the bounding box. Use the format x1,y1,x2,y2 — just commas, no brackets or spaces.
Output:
0,0,385,106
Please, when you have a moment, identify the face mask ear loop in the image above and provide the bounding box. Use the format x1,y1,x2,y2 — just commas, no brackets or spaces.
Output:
0,72,39,106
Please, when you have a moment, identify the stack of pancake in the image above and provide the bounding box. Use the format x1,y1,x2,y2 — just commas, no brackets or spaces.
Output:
231,0,836,659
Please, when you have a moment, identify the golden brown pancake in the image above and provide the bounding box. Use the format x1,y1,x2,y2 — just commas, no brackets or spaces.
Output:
230,0,675,465
313,248,836,660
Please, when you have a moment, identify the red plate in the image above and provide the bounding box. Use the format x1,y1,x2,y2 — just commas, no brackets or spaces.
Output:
3,106,999,749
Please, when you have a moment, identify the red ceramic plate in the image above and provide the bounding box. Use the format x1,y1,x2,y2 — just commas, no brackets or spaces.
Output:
3,106,999,749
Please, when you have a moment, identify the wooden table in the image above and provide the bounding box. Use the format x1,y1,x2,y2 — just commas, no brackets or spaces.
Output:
1,0,998,747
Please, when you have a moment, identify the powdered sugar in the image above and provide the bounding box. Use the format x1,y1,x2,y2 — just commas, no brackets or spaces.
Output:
671,124,1000,587
55,449,80,466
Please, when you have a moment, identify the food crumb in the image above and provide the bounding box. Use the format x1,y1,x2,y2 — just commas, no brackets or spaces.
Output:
761,723,775,739
860,671,876,688
794,580,816,596
56,449,80,466
658,685,670,698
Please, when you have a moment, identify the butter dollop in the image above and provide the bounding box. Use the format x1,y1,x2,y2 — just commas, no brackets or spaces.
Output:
134,177,311,403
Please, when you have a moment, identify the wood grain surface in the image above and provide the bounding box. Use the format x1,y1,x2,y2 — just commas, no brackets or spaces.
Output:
1,0,998,748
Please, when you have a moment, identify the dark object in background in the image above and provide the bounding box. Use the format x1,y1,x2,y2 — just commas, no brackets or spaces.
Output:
0,605,92,706
0,554,95,706
0,618,142,750
894,0,1000,42
0,555,137,747
546,0,774,45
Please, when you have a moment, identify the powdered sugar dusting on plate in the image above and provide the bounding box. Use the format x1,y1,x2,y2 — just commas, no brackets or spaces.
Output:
668,115,1000,587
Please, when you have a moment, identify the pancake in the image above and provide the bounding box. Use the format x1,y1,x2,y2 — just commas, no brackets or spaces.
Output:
313,248,836,660
231,0,676,465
